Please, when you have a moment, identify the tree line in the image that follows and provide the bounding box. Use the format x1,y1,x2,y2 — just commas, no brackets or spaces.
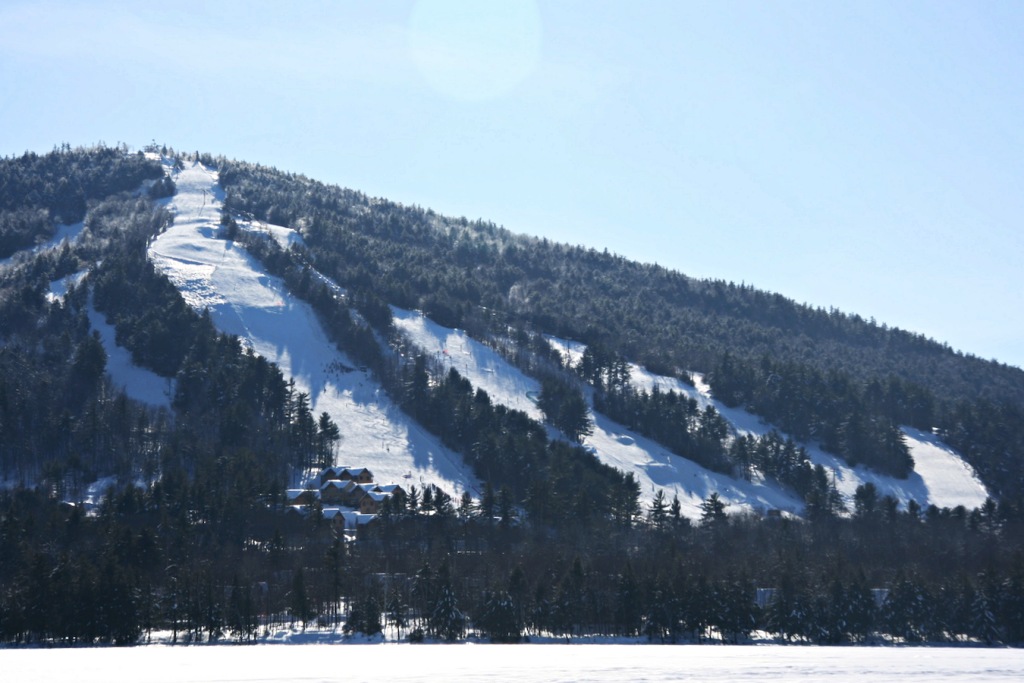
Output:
3,479,1023,645
0,144,163,258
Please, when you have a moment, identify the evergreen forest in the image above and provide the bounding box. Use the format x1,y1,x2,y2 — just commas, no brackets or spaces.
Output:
1,145,1023,646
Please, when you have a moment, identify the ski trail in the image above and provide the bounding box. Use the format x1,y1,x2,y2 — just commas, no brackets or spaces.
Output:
148,160,478,493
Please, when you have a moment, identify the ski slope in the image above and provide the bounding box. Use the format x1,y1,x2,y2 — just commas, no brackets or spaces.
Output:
392,309,543,420
87,301,175,408
688,374,990,512
395,316,804,518
547,337,988,513
147,160,478,494
43,270,175,408
138,158,988,517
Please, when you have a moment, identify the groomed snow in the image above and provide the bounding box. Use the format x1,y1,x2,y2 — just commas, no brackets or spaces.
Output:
395,319,803,518
140,158,989,516
547,338,990,514
148,160,479,494
893,427,989,510
86,302,175,408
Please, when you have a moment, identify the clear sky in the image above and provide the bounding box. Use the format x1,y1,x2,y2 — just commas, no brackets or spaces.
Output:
2,1,1023,369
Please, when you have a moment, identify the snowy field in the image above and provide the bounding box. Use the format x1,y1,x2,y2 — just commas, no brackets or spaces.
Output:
3,644,1023,682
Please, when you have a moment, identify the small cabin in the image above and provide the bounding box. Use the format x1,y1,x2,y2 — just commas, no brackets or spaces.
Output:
375,483,405,497
320,480,349,504
319,467,348,486
342,467,374,484
359,491,390,515
317,466,374,486
286,489,318,506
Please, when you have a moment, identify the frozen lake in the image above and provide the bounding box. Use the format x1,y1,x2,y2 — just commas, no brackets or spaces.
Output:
3,644,1023,682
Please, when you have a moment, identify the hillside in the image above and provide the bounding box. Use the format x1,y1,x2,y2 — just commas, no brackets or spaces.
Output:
147,158,477,496
207,156,1024,499
1,145,1023,647
0,146,1016,508
139,154,988,517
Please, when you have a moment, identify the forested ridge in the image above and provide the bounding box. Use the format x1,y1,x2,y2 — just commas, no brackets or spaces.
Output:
216,157,1024,402
216,157,1024,497
2,145,1024,646
0,144,163,259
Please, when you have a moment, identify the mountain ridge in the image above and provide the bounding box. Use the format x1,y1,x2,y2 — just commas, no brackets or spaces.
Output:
1,144,1020,504
208,150,1024,498
3,144,1024,648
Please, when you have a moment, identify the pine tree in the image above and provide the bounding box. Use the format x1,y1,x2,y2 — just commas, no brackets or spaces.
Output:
316,412,341,469
700,492,726,525
291,567,312,631
429,585,465,641
648,489,669,530
614,562,643,636
386,587,408,640
670,494,683,527
346,592,383,636
478,590,521,642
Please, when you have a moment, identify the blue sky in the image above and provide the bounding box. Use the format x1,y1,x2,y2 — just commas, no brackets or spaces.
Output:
2,1,1023,369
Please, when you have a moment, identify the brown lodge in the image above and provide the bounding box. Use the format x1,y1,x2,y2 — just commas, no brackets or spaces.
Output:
286,467,407,532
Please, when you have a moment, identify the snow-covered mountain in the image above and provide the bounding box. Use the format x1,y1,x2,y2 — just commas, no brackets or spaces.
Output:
87,157,985,520
8,146,1024,650
145,159,477,495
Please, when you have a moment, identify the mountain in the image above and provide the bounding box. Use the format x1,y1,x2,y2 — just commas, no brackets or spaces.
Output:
215,153,1024,496
0,145,1017,510
1,145,1023,646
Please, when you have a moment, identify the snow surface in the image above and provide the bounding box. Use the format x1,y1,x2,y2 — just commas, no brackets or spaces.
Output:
546,338,990,514
392,308,544,420
140,158,988,516
43,270,175,407
2,644,1022,683
148,161,478,493
0,221,84,271
688,373,989,511
585,410,799,518
86,301,175,408
897,427,990,510
397,320,802,517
